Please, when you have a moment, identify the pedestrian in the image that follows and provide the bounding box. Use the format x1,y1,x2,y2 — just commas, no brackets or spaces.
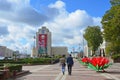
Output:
67,54,74,75
60,55,66,75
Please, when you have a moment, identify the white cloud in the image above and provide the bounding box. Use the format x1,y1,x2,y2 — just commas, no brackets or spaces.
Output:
0,0,102,54
48,0,65,9
0,0,59,26
93,17,102,27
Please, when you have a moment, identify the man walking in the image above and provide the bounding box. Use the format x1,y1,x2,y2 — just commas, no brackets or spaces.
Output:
67,54,74,75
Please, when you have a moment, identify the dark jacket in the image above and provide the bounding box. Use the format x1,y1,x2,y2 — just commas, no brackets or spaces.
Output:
67,56,74,65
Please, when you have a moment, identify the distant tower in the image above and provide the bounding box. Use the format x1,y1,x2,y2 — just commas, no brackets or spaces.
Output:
36,26,51,56
31,36,37,57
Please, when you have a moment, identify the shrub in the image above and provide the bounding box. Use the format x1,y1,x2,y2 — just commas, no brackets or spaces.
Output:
4,63,22,72
111,54,120,59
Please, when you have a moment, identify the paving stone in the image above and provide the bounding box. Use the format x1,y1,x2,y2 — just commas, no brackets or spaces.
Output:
14,59,120,80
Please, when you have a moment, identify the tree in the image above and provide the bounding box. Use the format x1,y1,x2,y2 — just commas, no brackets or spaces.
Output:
101,0,120,58
110,0,120,6
83,26,103,56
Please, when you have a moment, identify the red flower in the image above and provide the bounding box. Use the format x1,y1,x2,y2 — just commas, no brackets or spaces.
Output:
82,57,90,63
88,57,111,72
90,57,109,67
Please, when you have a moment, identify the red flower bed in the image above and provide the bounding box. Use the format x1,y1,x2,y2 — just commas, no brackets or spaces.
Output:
82,57,90,63
88,57,112,72
80,57,90,65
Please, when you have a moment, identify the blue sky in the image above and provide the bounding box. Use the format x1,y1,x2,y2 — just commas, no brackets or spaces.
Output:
30,0,111,17
0,0,111,54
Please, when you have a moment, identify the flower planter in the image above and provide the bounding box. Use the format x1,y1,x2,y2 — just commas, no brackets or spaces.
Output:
88,57,112,72
79,57,112,72
80,57,90,66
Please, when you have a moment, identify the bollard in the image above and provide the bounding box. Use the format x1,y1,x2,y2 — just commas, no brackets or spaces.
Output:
13,70,17,78
4,67,10,79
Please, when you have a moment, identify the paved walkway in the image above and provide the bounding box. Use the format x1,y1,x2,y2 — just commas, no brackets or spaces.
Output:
15,59,120,80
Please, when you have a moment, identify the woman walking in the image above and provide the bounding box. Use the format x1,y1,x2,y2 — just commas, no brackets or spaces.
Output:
60,55,66,75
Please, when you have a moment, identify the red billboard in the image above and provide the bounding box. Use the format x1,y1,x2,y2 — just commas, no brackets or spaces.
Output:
38,34,47,54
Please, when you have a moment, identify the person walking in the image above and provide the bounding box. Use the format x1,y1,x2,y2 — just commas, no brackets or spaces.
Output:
60,55,66,75
67,54,74,75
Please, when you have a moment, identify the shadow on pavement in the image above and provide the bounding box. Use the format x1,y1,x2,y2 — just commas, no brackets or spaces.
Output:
105,71,120,74
16,71,32,78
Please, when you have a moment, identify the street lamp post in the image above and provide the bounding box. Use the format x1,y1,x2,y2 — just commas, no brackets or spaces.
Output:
82,37,84,58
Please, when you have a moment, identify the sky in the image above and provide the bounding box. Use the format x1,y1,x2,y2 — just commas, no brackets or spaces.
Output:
0,0,111,54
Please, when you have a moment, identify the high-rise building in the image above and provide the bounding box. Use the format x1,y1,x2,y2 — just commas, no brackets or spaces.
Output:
31,26,68,57
36,26,51,56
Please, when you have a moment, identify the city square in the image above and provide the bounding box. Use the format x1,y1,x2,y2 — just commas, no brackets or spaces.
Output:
13,59,120,80
0,0,120,80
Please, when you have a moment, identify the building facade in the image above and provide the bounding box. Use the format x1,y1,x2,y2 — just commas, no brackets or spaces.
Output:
51,47,68,56
31,26,68,57
0,46,14,58
36,26,51,56
84,40,107,57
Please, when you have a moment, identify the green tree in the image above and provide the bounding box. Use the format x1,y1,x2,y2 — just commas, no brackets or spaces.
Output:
110,0,120,6
83,26,103,56
101,0,120,58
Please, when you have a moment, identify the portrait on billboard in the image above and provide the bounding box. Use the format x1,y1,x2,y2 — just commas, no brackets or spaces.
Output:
38,34,47,54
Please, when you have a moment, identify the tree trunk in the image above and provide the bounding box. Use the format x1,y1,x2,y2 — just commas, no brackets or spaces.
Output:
99,49,101,56
103,49,105,57
92,50,96,56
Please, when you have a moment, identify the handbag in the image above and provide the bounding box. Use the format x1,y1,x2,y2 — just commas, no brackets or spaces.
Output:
62,63,66,67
